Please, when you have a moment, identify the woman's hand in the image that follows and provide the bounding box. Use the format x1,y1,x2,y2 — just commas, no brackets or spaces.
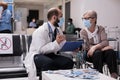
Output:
101,46,113,51
87,46,96,57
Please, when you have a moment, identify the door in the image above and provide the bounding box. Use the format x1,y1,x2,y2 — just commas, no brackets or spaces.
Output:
27,10,39,25
65,1,70,29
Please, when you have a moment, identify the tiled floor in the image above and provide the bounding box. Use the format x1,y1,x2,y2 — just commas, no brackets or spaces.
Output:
1,75,119,80
0,77,28,80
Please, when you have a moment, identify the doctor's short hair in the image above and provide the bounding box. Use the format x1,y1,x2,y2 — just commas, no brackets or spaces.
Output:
47,8,59,20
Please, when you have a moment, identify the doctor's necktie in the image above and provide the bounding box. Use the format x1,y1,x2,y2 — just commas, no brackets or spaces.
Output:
54,27,58,39
54,27,60,54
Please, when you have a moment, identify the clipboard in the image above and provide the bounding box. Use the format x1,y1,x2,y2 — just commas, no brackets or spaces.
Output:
60,41,84,51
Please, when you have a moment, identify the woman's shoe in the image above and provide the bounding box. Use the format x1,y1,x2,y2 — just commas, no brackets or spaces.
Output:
111,73,118,79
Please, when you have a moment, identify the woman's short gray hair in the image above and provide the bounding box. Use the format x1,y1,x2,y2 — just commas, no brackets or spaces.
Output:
83,10,97,18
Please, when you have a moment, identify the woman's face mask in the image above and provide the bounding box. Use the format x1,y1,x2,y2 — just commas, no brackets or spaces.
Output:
83,19,91,28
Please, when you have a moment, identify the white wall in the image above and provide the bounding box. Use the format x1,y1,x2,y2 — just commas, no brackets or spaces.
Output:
71,0,120,28
14,4,44,34
43,0,63,22
15,4,44,20
14,8,28,34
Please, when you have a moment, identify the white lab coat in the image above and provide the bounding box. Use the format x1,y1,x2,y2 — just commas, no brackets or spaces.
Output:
24,22,66,80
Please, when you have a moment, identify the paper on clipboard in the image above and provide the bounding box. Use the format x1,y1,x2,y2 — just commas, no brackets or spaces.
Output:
60,41,83,51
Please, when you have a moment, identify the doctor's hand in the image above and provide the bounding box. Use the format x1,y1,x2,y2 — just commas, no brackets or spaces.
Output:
56,34,66,44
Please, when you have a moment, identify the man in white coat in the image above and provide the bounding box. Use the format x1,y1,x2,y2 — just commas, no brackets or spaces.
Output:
24,8,74,80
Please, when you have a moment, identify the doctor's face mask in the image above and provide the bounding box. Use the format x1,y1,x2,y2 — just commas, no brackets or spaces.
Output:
58,17,64,27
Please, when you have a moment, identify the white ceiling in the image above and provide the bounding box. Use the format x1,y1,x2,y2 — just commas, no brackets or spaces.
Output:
14,0,62,5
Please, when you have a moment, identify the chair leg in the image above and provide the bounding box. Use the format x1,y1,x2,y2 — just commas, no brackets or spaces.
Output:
38,71,42,80
39,76,41,80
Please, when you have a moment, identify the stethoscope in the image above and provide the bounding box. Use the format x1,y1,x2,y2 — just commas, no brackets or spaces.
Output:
47,22,59,42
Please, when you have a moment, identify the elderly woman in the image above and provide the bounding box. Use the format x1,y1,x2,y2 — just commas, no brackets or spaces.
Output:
80,10,118,79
